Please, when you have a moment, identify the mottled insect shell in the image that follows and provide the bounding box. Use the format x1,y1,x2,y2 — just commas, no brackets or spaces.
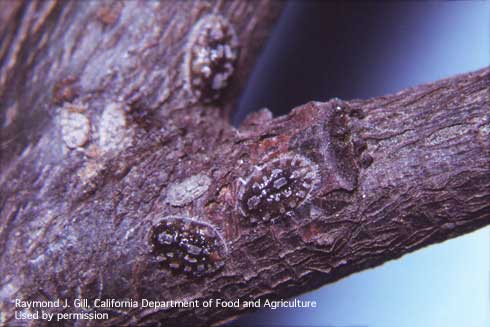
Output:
185,14,239,103
238,154,319,224
149,217,227,277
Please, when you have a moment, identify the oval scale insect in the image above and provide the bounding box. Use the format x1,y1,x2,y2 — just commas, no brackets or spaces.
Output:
185,14,239,103
149,217,227,277
238,154,319,224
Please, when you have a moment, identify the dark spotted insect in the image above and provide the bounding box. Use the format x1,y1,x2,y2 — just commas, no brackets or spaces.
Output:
185,14,239,103
149,217,227,277
238,154,319,224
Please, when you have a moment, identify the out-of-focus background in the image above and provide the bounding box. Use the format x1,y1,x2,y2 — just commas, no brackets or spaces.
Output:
232,1,490,326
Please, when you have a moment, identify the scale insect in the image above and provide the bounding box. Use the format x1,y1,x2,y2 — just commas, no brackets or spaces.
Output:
148,217,227,277
184,14,239,103
237,154,320,224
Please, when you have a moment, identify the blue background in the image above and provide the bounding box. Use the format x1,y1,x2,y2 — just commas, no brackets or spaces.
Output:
232,2,489,326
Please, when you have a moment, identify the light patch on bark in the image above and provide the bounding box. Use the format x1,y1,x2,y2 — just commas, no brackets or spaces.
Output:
2,103,17,128
0,280,20,322
77,160,105,185
166,174,212,207
60,106,90,149
478,123,490,139
425,124,472,146
99,102,133,154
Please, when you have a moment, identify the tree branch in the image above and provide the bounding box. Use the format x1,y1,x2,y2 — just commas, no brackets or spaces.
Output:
1,1,489,327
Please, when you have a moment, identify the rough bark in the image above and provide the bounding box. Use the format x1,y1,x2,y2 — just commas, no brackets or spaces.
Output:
1,1,489,327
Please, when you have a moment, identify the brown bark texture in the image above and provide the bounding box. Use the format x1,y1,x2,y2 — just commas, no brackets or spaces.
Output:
0,1,489,327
